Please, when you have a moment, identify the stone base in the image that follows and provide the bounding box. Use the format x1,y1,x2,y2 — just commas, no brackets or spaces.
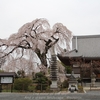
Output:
50,81,58,89
68,84,78,92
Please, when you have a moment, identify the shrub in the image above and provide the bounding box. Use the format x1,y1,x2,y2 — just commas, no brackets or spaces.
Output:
62,80,68,88
78,85,84,93
34,72,51,90
14,78,32,91
28,84,35,92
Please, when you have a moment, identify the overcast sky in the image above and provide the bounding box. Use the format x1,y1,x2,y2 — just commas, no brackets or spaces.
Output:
0,0,100,39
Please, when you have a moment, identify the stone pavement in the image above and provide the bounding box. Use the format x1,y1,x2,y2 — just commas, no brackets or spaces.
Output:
0,91,100,100
0,86,100,100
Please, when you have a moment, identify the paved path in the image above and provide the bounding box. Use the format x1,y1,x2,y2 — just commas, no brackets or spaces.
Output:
0,91,100,100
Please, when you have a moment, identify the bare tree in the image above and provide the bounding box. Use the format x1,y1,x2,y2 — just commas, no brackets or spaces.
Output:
0,18,72,69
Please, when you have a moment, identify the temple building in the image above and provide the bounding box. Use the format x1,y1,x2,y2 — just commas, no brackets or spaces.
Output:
58,35,100,82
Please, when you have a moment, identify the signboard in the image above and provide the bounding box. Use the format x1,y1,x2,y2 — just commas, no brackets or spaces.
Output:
1,77,13,83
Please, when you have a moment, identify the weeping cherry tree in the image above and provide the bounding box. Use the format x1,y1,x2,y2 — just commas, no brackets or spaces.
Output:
0,18,72,70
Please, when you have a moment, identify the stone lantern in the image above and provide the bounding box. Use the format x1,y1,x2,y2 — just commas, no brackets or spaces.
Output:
91,72,96,87
68,71,78,92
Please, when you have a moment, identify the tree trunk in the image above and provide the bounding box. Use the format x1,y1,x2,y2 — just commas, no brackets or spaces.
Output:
35,49,47,67
40,53,47,67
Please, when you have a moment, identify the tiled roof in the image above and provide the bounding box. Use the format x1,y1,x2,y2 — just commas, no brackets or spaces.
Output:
68,74,77,83
0,72,17,77
64,35,100,58
73,34,100,39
